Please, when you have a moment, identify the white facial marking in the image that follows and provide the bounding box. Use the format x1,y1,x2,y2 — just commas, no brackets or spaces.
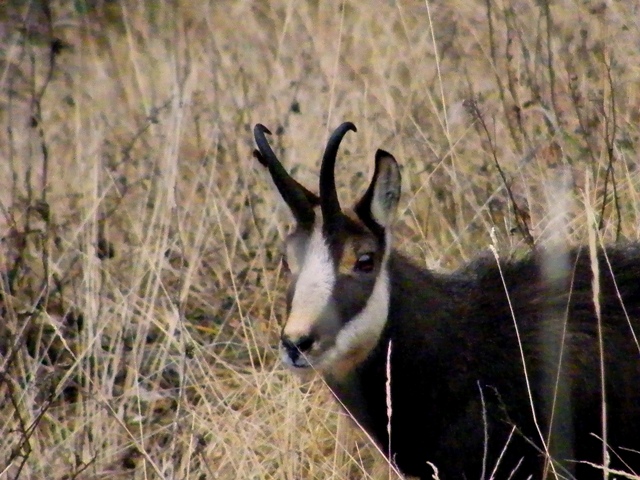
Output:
319,231,393,373
284,224,336,339
285,232,307,276
320,257,390,373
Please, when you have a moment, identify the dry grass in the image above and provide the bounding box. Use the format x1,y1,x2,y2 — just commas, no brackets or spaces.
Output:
0,0,638,478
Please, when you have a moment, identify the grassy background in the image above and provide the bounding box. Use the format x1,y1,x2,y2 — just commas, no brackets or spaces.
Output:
0,1,638,478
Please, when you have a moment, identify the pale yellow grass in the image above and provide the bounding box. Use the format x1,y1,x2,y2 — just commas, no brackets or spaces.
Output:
0,1,638,479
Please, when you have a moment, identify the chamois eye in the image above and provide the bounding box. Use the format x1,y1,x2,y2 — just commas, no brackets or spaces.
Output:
354,253,375,273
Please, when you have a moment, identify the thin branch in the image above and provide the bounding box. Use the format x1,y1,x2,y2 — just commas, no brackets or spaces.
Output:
598,57,621,240
465,98,535,248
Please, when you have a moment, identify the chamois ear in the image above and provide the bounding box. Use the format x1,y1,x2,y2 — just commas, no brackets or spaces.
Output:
355,149,401,230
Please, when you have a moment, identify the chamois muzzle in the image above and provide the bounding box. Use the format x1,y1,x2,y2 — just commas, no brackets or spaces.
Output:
281,334,315,368
319,122,357,233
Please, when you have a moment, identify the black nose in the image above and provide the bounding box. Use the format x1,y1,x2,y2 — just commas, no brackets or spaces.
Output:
281,335,315,362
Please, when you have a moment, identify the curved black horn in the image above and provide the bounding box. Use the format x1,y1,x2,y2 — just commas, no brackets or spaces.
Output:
253,124,318,227
319,122,357,228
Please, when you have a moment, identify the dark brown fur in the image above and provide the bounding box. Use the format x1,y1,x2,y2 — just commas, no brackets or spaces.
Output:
328,246,640,479
253,122,640,480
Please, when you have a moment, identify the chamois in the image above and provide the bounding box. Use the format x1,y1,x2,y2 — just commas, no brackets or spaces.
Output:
252,122,640,479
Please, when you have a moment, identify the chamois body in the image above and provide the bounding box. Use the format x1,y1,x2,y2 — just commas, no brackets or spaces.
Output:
252,121,640,479
328,249,640,479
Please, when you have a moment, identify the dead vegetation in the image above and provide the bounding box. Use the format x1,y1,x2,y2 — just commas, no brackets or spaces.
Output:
0,0,638,478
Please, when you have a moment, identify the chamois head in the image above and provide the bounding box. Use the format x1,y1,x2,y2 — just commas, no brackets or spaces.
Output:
253,123,401,375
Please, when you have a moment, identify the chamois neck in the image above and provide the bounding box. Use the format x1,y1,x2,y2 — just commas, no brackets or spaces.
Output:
324,249,470,394
386,251,471,313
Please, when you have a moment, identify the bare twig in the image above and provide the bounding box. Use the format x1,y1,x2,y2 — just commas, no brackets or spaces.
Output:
598,57,621,240
465,98,535,248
